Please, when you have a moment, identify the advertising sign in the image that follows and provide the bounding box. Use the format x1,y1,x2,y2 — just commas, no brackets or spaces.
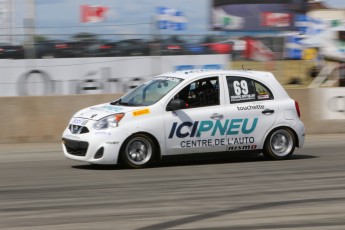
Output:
0,55,228,97
81,5,108,23
211,0,306,31
261,12,292,27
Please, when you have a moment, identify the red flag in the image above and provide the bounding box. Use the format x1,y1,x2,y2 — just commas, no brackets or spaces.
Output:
81,5,108,23
244,37,273,62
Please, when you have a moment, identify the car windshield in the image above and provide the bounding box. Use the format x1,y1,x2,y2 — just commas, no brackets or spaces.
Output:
114,76,183,106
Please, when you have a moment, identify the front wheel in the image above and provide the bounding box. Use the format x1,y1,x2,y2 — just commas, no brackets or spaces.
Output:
263,128,296,160
121,134,156,169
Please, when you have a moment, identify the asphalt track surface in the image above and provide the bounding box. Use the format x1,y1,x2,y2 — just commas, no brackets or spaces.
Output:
1,134,345,230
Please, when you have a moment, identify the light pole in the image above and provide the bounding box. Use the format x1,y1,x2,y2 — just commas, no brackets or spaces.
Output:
24,0,35,58
0,0,10,43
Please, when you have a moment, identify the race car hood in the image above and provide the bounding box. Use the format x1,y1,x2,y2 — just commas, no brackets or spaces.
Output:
73,103,145,120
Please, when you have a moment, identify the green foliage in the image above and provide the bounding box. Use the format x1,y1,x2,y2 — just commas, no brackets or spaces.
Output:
72,33,98,41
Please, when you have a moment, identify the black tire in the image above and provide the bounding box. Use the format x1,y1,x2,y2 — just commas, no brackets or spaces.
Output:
263,128,296,160
121,134,156,169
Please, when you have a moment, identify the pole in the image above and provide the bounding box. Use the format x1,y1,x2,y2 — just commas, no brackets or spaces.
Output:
24,0,35,58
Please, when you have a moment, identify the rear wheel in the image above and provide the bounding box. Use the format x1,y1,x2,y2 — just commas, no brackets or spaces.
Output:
121,134,156,169
263,128,296,160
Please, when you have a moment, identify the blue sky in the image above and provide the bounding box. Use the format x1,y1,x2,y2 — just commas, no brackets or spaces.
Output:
324,0,345,7
6,0,345,43
14,0,211,37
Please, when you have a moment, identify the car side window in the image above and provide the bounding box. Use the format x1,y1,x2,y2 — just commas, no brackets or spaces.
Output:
172,76,220,108
227,76,273,103
254,81,274,100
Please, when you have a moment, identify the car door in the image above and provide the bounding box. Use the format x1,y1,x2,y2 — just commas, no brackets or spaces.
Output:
164,75,227,155
225,75,278,151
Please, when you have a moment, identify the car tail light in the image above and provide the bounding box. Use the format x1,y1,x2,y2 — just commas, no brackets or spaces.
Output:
295,101,301,118
0,48,3,52
100,45,111,49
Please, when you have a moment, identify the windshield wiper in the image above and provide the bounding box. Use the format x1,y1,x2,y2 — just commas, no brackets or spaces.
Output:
110,99,120,105
119,101,136,106
110,99,137,106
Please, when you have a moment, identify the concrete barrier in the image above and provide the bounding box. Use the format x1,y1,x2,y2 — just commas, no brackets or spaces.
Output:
1,89,345,144
289,88,345,134
0,94,122,144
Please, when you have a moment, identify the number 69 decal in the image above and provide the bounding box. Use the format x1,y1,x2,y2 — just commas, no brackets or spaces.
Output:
233,80,249,95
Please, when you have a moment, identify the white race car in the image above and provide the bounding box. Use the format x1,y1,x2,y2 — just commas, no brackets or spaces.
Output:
62,69,305,168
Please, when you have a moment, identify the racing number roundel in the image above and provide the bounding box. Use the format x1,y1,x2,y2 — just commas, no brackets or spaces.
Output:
233,80,249,96
228,77,256,103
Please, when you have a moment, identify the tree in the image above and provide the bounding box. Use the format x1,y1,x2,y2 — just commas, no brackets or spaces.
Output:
72,32,98,41
34,35,50,43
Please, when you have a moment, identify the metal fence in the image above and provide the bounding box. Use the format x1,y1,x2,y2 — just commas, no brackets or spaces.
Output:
0,33,324,97
0,34,288,60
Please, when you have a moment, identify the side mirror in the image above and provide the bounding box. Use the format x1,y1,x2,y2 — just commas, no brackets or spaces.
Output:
167,99,187,111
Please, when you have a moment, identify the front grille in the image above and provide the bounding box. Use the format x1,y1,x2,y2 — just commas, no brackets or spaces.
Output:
63,138,89,156
69,125,89,134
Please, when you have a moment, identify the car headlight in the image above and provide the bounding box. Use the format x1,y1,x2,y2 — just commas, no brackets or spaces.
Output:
93,113,125,130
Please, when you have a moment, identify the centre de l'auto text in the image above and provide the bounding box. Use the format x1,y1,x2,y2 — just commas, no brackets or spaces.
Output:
169,117,258,149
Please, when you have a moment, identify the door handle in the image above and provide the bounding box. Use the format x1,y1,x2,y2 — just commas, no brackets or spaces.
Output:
262,109,275,115
210,113,224,120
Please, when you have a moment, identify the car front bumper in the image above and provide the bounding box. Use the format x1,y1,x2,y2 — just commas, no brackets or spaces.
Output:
62,127,126,165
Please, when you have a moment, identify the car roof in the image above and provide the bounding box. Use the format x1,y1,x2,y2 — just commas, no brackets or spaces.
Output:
155,69,289,99
156,69,273,80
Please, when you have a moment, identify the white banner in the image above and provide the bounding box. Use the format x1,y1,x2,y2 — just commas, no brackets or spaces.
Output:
320,88,345,120
0,55,229,96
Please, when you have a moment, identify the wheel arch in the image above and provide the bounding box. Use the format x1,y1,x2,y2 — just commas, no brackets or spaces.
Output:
118,131,161,164
263,126,299,148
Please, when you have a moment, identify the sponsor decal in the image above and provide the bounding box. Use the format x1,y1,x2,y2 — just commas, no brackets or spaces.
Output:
181,139,213,148
237,105,264,111
258,95,270,100
91,105,123,113
228,136,254,144
145,77,182,85
175,64,222,71
71,118,88,126
65,134,81,140
231,94,256,102
227,145,257,151
101,105,123,112
133,108,150,117
169,118,258,138
179,137,256,150
106,141,119,144
95,131,112,136
230,80,256,102
155,77,181,82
